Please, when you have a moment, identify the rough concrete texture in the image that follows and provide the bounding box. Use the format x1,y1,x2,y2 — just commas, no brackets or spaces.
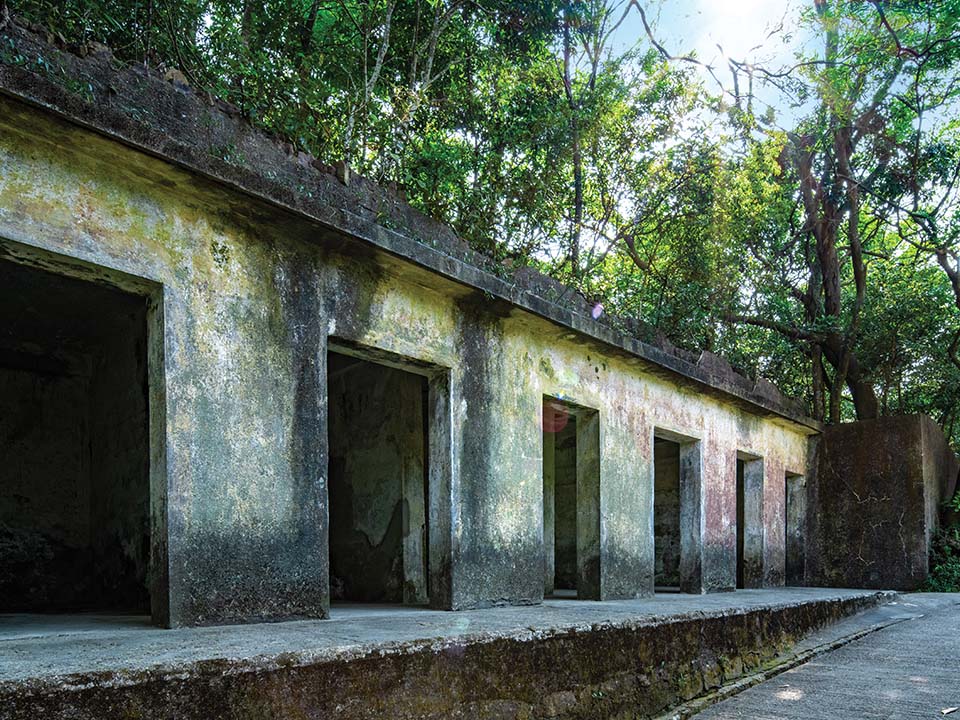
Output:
0,259,149,613
0,93,813,623
697,593,960,720
0,589,891,719
0,25,817,625
676,438,705,594
542,408,557,595
807,415,959,590
550,411,579,592
737,457,766,590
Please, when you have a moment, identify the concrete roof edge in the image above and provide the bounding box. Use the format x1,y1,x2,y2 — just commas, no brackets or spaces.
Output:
0,24,823,433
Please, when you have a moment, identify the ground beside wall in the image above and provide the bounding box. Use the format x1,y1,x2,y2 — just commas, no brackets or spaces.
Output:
807,415,959,590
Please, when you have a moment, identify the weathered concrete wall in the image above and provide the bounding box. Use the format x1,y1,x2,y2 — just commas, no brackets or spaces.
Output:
677,438,705,593
552,417,578,591
502,315,808,602
737,456,766,589
785,473,806,586
542,414,555,595
922,417,960,528
807,415,958,590
0,84,813,625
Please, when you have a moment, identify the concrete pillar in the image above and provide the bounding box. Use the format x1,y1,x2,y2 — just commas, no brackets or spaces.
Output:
678,441,704,594
762,458,787,588
147,291,171,627
427,371,454,610
576,409,602,600
700,429,736,592
739,455,765,589
543,428,556,596
595,405,650,601
785,473,806,586
402,378,428,606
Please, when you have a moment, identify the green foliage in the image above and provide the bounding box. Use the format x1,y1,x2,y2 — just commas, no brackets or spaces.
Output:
858,243,960,428
950,492,960,514
9,0,566,252
921,523,960,592
8,0,960,444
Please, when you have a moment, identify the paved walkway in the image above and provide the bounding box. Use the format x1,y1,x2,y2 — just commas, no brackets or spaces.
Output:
698,594,960,720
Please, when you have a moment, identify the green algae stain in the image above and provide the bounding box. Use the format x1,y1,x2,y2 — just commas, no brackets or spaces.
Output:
539,356,556,379
210,239,230,271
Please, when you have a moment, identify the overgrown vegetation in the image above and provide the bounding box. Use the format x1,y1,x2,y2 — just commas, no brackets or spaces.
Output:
4,0,960,441
921,522,960,592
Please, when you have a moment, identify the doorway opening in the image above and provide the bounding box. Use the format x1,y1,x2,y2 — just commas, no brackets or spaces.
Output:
785,472,806,586
327,349,430,606
654,438,681,590
542,397,601,600
653,430,703,594
0,258,152,618
736,452,764,589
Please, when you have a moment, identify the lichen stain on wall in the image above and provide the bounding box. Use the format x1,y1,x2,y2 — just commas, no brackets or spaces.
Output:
0,131,198,276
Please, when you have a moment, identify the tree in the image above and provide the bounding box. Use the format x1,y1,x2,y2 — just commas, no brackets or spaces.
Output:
652,1,960,422
12,0,960,438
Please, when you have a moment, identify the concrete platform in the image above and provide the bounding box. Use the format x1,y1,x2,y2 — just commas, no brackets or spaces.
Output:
0,589,893,719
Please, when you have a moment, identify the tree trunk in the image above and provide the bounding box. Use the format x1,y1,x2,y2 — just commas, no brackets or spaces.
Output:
571,122,583,278
562,10,582,280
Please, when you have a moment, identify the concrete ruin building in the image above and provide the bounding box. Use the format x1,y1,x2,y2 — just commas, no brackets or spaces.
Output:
5,23,960,720
0,22,952,626
0,25,956,634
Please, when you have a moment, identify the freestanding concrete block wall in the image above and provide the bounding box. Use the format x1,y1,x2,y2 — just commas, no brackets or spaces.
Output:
807,415,959,590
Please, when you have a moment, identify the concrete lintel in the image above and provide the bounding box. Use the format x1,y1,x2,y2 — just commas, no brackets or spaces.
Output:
653,425,701,445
